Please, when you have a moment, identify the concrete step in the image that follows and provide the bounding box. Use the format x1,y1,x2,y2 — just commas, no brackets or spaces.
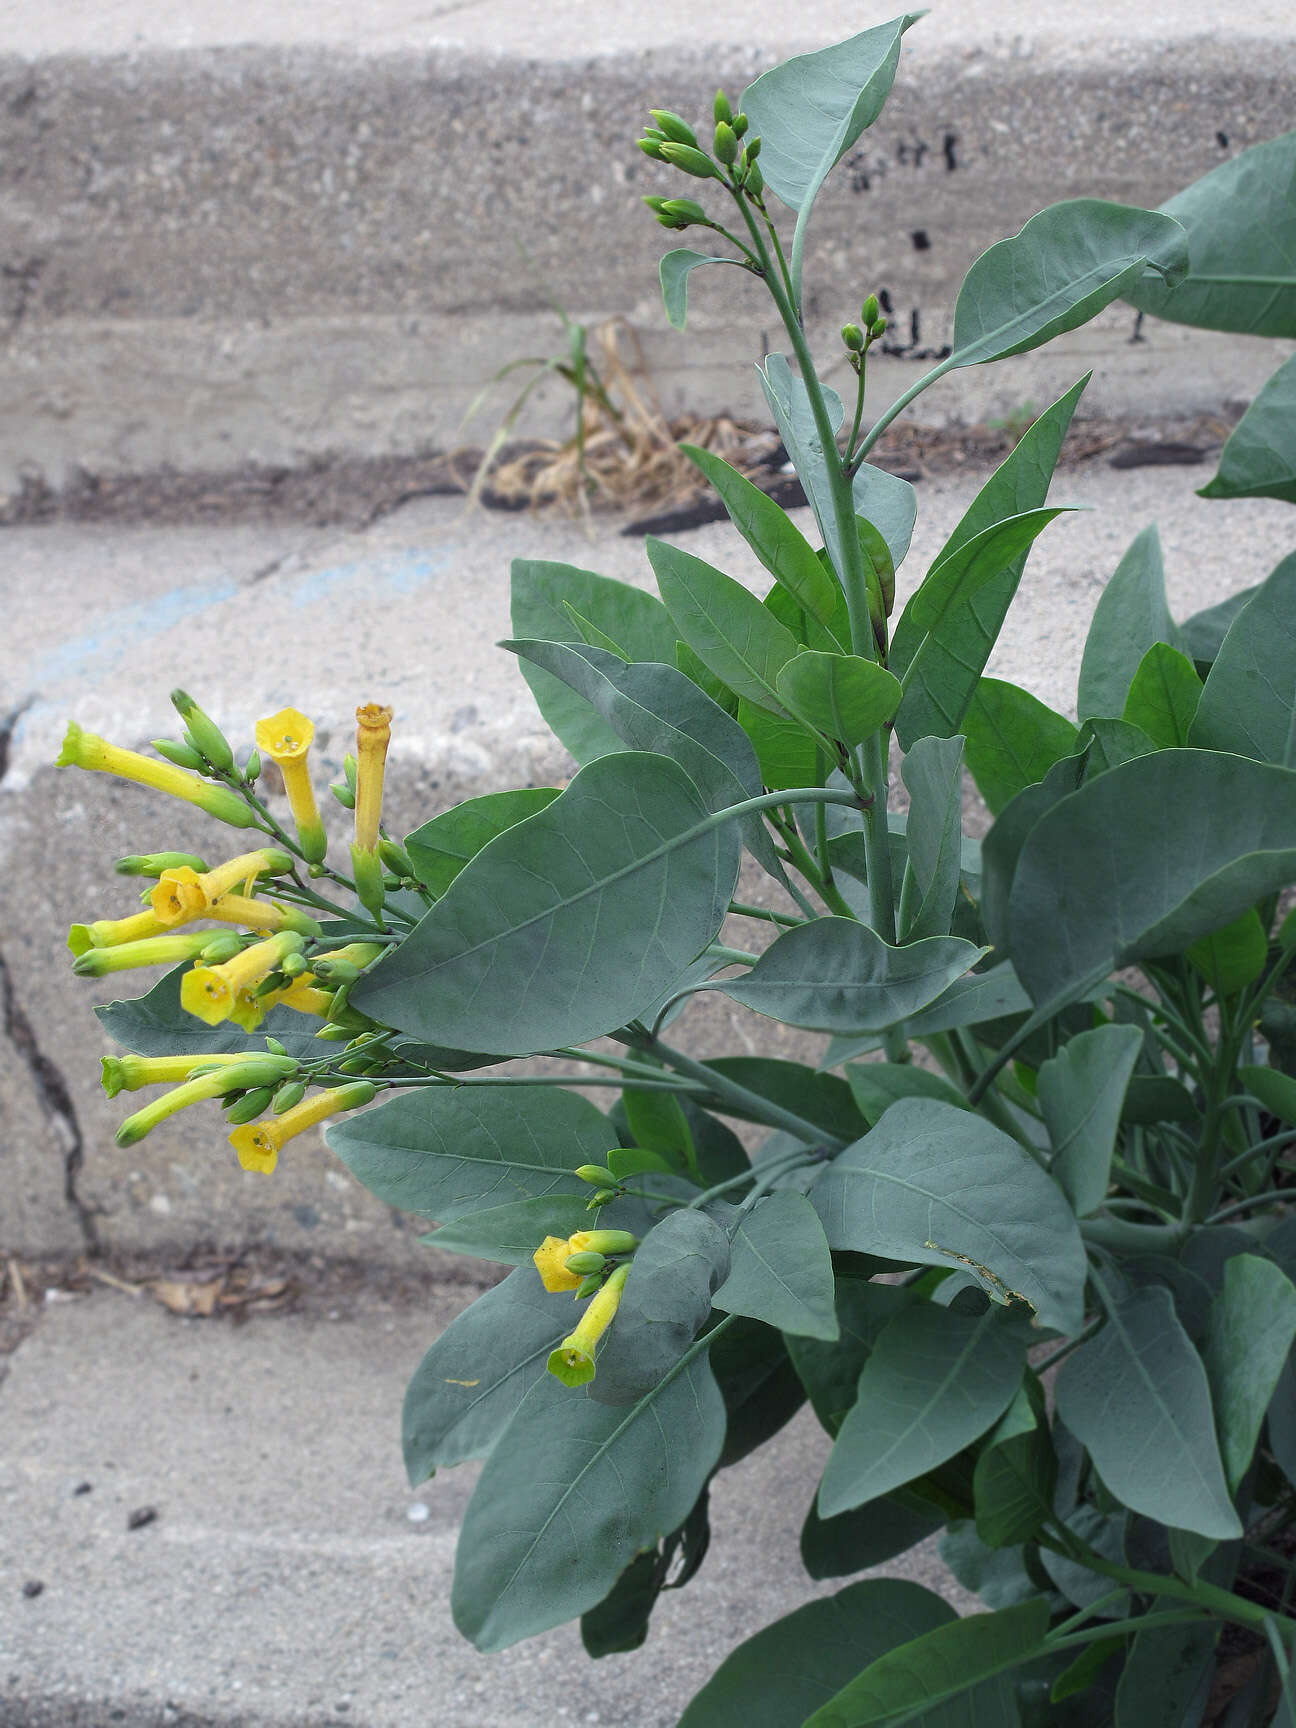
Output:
2,2,1294,494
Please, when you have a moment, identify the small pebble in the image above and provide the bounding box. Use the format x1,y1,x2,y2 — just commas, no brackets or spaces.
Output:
127,1505,158,1531
22,1580,44,1599
405,1501,430,1523
73,1481,93,1496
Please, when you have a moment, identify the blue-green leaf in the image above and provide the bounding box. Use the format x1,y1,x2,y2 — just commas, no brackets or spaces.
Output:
712,1189,838,1340
1200,351,1296,504
1190,551,1296,765
775,651,902,748
1077,524,1182,722
1122,643,1202,748
1037,1024,1144,1216
405,788,561,897
963,679,1081,817
898,733,966,941
1203,1253,1296,1491
660,248,748,329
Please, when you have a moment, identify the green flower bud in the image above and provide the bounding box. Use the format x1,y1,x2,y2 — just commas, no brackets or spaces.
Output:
841,323,864,352
637,136,668,162
655,213,690,231
272,1080,306,1113
574,1164,619,1187
152,738,206,772
642,195,670,214
330,781,356,810
731,112,748,137
280,952,308,977
243,750,261,784
713,120,738,166
660,198,708,223
659,141,719,180
744,161,764,198
199,933,246,963
252,971,289,998
870,317,888,340
564,1251,607,1275
313,1024,352,1042
649,109,698,147
225,1086,275,1124
171,689,235,775
571,1272,601,1299
744,134,761,162
861,293,880,326
312,957,362,987
263,1037,288,1057
343,753,358,794
714,90,732,125
587,1187,620,1208
378,839,415,877
114,851,209,877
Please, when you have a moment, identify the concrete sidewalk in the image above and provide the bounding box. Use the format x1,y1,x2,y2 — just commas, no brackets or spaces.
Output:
2,1,1293,492
3,462,1295,1266
0,1276,975,1728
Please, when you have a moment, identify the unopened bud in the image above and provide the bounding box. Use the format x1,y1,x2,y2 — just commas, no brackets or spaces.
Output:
225,1086,275,1124
153,738,206,772
343,753,358,793
861,293,879,326
713,120,737,165
841,323,864,352
870,317,887,340
564,1251,607,1275
272,1080,306,1113
115,851,208,877
574,1164,619,1187
263,1037,288,1057
744,134,761,162
744,161,764,198
637,136,668,161
199,934,246,963
379,838,415,877
243,750,261,784
171,689,235,775
659,141,719,180
312,957,362,987
280,952,309,977
731,112,748,138
661,197,707,224
713,90,732,125
649,109,698,147
587,1188,619,1208
575,1272,604,1298
330,781,356,810
314,1024,352,1042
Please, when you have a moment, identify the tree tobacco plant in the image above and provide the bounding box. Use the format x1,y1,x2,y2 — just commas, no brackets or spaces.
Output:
62,17,1296,1724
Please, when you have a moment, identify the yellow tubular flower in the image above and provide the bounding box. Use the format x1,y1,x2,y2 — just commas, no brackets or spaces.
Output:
228,1080,376,1175
68,909,168,957
115,1055,297,1146
254,709,326,864
547,1264,631,1387
353,704,394,852
56,721,255,827
265,976,335,1017
72,930,215,977
179,931,305,1026
149,849,293,926
531,1228,639,1294
200,894,322,936
101,1051,249,1099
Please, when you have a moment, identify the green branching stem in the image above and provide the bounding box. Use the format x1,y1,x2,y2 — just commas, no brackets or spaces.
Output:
641,1036,848,1150
727,900,809,929
847,356,957,474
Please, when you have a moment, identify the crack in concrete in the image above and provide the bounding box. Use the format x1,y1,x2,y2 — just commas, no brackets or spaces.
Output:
0,952,100,1252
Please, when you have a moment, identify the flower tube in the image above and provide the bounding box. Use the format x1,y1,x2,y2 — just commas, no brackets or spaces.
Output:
56,722,254,827
67,909,168,957
533,1229,639,1293
254,709,326,863
114,1055,297,1146
179,931,305,1026
547,1264,631,1386
228,1080,377,1174
72,930,217,978
101,1051,250,1099
148,849,294,926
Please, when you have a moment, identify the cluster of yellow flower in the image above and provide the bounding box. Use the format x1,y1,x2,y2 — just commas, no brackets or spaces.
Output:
532,1228,639,1385
58,696,399,1175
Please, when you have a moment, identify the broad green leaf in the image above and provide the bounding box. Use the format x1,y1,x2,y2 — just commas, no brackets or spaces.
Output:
810,1098,1088,1334
1055,1284,1241,1539
451,1354,725,1650
659,248,747,329
1238,1062,1296,1124
738,696,819,789
352,751,740,1054
677,1577,953,1728
1041,1504,1131,1612
1123,130,1296,336
562,601,627,658
1122,643,1202,747
705,1056,868,1145
707,918,982,1033
95,965,324,1062
683,442,839,625
326,1084,611,1220
510,559,676,762
1185,908,1269,996
402,1267,570,1480
819,1300,1026,1516
801,1494,941,1579
1077,524,1181,722
757,353,916,577
1113,1614,1218,1728
503,637,784,881
823,962,1035,1066
898,734,966,941
1008,750,1296,1019
740,15,921,301
1200,351,1296,504
941,1520,1041,1610
775,651,902,747
405,788,560,897
803,1597,1052,1728
1190,551,1296,765
710,1316,806,1469
621,1084,697,1174
1121,1075,1198,1126
1178,585,1261,667
1203,1253,1296,1491
712,1189,838,1340
787,1282,913,1437
1051,1639,1124,1704
1037,1024,1144,1216
592,1209,731,1405
579,1490,709,1657
887,373,1089,744
648,536,803,716
1270,1353,1296,1486
424,1194,636,1263
892,509,1069,749
964,679,1081,816
846,1060,970,1125
973,1381,1056,1549
767,561,852,653
949,200,1188,368
677,636,739,714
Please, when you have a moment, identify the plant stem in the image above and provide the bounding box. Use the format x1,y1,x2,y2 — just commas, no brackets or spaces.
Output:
1208,1187,1296,1224
645,1037,847,1149
728,900,808,929
848,357,957,470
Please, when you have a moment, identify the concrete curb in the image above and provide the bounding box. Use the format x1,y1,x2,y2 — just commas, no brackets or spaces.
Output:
2,9,1295,492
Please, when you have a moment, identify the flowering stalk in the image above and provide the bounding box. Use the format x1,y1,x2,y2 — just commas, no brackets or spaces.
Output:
533,1229,638,1293
547,1264,631,1387
101,1051,251,1099
115,1055,297,1146
56,722,255,827
227,1079,377,1175
148,849,294,925
254,709,327,863
198,894,322,936
351,703,393,918
180,931,306,1025
72,930,216,977
67,909,168,956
